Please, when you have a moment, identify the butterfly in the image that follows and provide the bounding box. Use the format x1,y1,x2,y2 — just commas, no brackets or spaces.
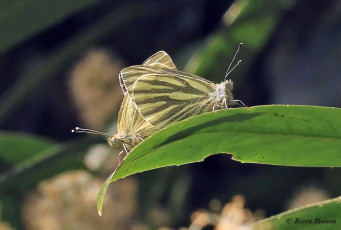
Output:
118,44,244,129
72,51,177,152
72,93,156,152
72,50,184,151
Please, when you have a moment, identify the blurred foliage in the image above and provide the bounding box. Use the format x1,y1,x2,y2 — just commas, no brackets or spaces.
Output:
0,2,150,125
0,0,99,54
0,131,55,166
185,0,291,82
0,132,101,228
0,0,340,229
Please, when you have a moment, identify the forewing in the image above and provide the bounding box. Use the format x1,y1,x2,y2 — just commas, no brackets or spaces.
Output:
142,51,177,70
119,51,176,94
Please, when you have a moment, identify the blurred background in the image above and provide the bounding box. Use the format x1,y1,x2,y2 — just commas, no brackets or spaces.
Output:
0,0,340,229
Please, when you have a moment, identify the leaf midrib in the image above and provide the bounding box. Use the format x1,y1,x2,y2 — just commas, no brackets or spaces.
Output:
168,130,341,141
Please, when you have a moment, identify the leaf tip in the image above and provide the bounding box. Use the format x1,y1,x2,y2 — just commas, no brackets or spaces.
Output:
98,209,103,216
96,171,117,217
97,193,104,216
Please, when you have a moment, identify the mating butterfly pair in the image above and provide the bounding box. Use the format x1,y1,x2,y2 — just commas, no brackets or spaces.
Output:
73,44,244,153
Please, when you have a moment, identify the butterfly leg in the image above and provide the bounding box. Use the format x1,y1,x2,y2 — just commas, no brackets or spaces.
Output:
230,99,247,107
117,144,129,164
137,135,144,141
117,150,124,164
223,98,228,109
122,144,129,154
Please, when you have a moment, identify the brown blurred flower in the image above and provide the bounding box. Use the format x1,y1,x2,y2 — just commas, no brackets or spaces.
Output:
22,170,137,230
187,195,264,230
286,184,329,210
69,49,124,130
215,195,255,230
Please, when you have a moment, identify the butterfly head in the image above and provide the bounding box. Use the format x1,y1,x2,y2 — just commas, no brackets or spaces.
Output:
108,133,136,152
106,135,120,148
224,79,233,96
214,80,234,108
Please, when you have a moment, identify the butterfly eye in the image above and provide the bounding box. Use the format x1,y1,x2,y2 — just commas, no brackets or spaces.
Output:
106,136,118,148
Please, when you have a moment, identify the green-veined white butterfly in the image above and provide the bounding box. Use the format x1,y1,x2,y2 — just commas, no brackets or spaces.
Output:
119,44,244,129
72,93,156,152
71,51,178,152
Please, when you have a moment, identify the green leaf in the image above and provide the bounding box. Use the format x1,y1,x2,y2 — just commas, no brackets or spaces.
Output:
0,135,101,192
0,0,100,54
97,105,341,215
0,131,55,166
252,196,341,229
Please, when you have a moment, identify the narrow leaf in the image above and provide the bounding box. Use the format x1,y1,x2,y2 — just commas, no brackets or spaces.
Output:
253,196,341,229
0,131,55,166
97,105,341,214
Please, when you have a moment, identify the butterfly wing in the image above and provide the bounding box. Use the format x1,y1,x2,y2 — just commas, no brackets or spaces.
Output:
116,94,156,149
120,65,216,129
120,51,177,94
142,51,177,70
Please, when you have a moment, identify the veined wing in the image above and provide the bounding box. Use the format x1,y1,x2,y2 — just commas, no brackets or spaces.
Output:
121,65,217,129
142,51,177,70
119,51,176,94
72,91,156,151
117,94,155,138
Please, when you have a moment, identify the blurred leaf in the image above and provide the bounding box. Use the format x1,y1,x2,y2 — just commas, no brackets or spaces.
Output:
0,0,100,54
0,3,151,124
0,135,102,192
253,196,341,229
185,0,292,84
0,194,22,230
0,131,55,167
0,133,103,228
97,105,341,215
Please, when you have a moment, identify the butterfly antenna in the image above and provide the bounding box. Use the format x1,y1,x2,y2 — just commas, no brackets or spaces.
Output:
224,43,243,81
71,127,110,138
